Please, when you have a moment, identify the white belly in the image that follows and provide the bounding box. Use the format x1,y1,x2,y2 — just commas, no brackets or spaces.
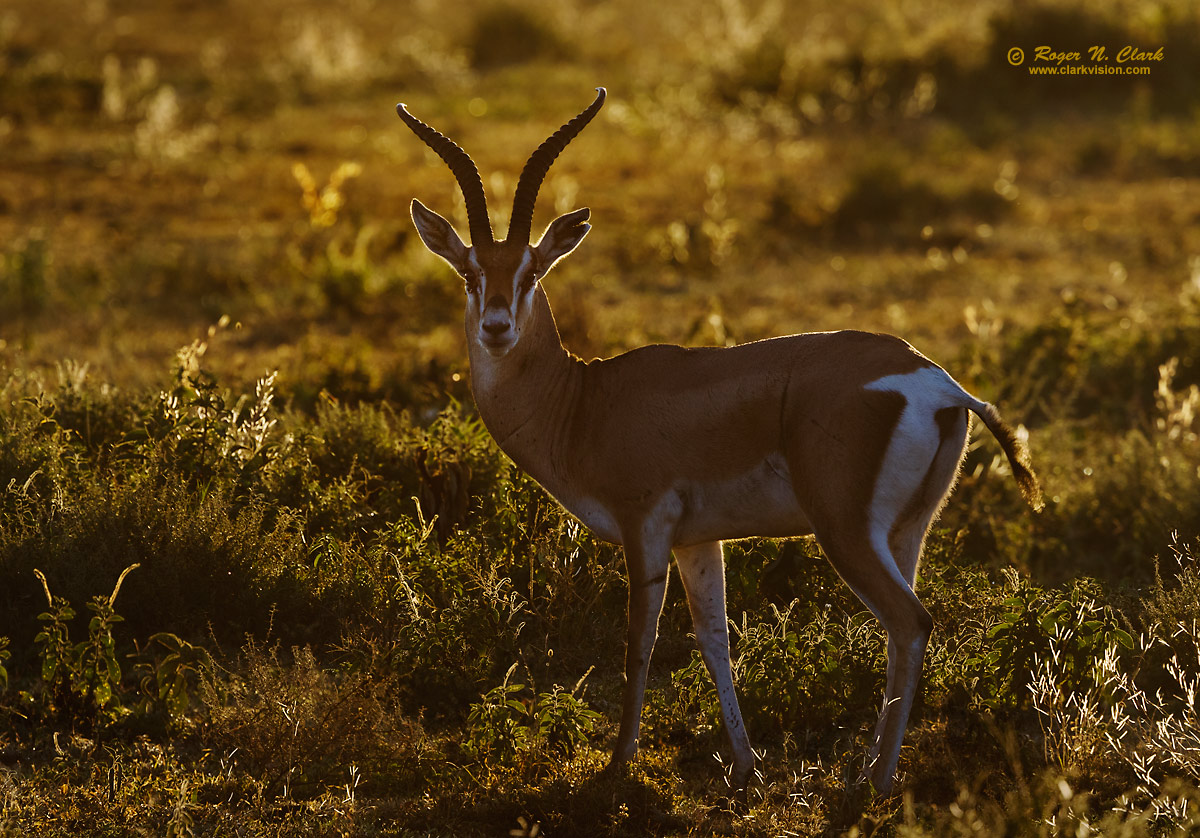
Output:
542,453,810,548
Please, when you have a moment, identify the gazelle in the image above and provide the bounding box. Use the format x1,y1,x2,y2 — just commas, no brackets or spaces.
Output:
396,88,1042,794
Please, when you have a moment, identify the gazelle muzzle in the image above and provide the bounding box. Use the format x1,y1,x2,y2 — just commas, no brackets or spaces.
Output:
479,295,516,354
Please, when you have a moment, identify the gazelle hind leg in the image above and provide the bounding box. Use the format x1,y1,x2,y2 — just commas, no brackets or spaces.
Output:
815,524,932,795
675,541,754,787
839,406,967,793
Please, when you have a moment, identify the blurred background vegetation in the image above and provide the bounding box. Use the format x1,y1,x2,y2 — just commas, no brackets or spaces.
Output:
1,0,1200,834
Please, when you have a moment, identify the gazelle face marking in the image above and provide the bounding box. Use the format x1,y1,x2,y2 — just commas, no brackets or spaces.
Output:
409,198,592,361
467,247,538,358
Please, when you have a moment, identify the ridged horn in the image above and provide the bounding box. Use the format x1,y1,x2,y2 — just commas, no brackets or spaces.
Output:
396,102,494,246
507,87,606,245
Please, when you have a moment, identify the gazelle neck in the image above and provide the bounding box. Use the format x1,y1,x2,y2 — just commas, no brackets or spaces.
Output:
467,286,581,474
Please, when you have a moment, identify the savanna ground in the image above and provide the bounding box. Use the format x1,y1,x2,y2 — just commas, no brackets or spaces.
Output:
2,0,1200,834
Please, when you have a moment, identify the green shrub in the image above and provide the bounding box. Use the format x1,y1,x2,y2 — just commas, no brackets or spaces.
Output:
1146,535,1200,633
200,643,421,800
968,570,1132,711
674,601,885,737
137,632,215,722
465,663,601,768
140,338,281,497
27,564,139,728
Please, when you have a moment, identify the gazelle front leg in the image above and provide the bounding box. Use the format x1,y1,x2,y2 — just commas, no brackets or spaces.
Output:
610,528,672,769
675,541,755,788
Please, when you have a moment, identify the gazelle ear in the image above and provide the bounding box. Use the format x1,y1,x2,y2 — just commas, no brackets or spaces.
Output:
534,208,591,275
411,199,470,273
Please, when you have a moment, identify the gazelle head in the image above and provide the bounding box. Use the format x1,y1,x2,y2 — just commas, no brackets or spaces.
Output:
397,88,605,358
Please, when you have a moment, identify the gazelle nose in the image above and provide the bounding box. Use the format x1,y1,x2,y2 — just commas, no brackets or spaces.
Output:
482,318,510,336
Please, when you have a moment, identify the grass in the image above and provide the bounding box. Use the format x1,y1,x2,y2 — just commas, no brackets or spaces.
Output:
2,0,1200,834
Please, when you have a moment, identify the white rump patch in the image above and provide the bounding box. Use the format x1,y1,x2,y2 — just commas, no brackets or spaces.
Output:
863,366,967,583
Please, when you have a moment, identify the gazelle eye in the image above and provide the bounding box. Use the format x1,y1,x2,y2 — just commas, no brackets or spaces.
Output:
462,271,481,293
